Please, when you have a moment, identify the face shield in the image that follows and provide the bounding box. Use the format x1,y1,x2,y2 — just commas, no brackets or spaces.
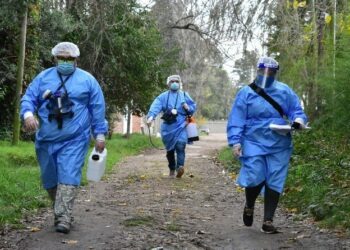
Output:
256,68,278,88
255,57,279,88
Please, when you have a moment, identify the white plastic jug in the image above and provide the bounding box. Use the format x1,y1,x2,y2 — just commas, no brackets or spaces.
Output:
186,117,199,142
86,148,107,182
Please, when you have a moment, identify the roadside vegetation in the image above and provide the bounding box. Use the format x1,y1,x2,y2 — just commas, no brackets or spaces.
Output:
218,130,350,232
0,134,162,230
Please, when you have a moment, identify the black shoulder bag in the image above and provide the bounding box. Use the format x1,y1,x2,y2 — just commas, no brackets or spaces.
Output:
249,82,286,119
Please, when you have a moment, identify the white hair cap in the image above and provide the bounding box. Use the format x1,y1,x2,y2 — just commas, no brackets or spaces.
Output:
166,75,182,85
51,42,80,58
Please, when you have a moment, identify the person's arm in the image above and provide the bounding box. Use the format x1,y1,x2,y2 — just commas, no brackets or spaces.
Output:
88,77,108,152
182,92,196,115
20,75,41,132
227,89,248,154
147,93,164,123
286,88,308,129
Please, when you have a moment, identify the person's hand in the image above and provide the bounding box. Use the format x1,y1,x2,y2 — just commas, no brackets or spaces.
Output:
232,144,242,157
146,116,153,127
95,140,105,153
291,118,305,130
182,103,189,111
24,116,39,133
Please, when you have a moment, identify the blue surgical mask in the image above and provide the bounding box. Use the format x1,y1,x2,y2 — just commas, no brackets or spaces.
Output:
57,61,75,75
170,82,180,91
255,75,275,88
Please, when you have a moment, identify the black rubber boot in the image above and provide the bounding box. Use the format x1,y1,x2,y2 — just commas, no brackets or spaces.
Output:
242,182,264,226
261,185,281,234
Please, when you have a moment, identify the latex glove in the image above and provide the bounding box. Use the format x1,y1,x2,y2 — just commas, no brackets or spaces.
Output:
232,144,242,157
146,116,153,126
182,103,189,111
95,134,105,153
291,118,306,130
24,116,39,133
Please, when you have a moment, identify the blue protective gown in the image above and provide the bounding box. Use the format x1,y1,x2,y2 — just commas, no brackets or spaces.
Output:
20,67,108,189
227,80,307,193
147,90,196,151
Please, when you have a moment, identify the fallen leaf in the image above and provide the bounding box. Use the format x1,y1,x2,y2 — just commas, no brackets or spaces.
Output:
30,227,41,232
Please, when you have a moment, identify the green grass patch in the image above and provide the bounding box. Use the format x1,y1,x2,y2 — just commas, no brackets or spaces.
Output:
217,146,240,173
217,130,350,231
0,134,162,229
166,221,180,231
122,215,155,227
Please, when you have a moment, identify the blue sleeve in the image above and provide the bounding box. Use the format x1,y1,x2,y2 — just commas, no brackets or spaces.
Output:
286,88,308,123
20,75,41,119
88,77,108,137
227,89,247,146
184,92,197,115
147,94,164,118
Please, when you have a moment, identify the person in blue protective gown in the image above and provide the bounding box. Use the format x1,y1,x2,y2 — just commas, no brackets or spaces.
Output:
227,57,308,233
21,42,108,234
146,75,197,178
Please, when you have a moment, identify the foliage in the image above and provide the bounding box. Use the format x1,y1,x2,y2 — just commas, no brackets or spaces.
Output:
0,1,41,139
0,0,174,140
217,146,240,173
267,0,350,126
283,130,350,230
68,0,174,117
0,134,162,229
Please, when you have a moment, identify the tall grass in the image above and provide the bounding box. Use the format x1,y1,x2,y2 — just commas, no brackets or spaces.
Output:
0,134,161,229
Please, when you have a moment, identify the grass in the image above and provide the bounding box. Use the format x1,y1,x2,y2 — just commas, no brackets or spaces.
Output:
217,130,350,232
217,146,240,173
166,221,180,231
0,133,162,230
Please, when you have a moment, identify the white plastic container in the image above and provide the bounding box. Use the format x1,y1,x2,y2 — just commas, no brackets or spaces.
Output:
186,122,199,142
86,148,107,182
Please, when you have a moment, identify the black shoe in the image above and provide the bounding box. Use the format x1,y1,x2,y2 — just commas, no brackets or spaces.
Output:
261,220,278,234
55,222,70,234
243,207,254,226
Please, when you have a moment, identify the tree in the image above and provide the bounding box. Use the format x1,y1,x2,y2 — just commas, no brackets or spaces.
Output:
12,5,28,145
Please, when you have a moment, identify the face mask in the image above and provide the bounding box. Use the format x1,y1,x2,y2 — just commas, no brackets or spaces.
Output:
170,82,180,91
255,75,275,88
57,61,75,75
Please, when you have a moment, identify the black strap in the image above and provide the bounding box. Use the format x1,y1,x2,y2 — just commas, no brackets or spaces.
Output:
249,82,285,118
57,72,73,95
164,90,179,112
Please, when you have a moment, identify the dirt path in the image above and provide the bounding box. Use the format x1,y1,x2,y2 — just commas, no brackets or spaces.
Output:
2,133,349,250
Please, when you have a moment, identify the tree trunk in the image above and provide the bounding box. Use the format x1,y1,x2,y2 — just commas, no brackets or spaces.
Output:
126,108,131,139
12,7,28,145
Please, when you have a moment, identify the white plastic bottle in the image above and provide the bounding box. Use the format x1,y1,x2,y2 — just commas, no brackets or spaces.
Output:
86,148,107,182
